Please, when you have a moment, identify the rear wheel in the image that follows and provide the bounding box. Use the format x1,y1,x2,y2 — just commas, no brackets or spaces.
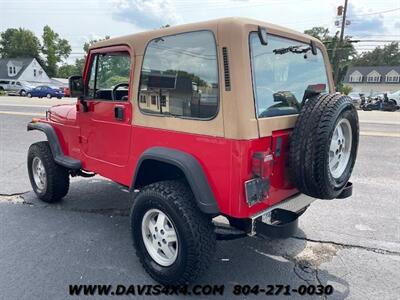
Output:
289,93,359,199
131,180,216,285
27,93,32,98
46,93,52,99
27,141,70,202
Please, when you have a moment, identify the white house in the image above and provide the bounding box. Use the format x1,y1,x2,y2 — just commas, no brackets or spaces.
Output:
0,58,51,85
344,66,400,95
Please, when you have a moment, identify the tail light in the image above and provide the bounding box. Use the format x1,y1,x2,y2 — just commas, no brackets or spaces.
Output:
245,152,274,206
252,151,274,179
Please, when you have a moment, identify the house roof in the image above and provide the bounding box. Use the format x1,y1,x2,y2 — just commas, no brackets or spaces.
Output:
0,58,35,80
344,65,400,82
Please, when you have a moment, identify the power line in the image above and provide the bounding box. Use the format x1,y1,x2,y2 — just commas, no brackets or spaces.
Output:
350,39,400,43
348,7,400,17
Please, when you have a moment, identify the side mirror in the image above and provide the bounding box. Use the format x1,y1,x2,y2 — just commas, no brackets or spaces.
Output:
69,75,84,98
258,26,268,45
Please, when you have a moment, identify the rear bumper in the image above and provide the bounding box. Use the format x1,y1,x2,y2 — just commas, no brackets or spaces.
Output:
249,193,315,236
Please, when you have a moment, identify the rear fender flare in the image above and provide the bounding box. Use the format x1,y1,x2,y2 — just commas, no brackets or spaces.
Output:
132,147,220,215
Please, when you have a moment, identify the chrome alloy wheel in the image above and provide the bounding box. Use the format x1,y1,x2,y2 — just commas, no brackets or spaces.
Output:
329,118,352,179
141,209,178,266
32,157,47,192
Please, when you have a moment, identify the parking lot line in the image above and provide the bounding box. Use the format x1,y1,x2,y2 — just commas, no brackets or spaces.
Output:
360,131,400,138
0,103,52,108
0,111,44,117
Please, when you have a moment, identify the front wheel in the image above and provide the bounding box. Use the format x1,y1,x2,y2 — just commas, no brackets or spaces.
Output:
20,90,26,96
27,141,70,202
27,93,32,98
131,180,216,285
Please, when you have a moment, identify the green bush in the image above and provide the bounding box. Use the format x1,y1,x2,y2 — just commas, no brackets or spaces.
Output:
340,85,353,95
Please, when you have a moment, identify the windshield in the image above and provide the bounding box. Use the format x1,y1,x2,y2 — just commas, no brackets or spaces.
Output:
250,33,329,118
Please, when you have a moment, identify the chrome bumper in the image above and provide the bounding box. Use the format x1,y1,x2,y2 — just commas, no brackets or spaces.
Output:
249,193,315,236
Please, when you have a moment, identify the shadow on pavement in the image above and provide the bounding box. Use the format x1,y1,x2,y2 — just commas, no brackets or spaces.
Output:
20,178,349,299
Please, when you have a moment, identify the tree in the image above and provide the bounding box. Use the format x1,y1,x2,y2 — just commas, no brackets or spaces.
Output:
57,58,86,78
352,42,400,66
304,27,330,41
0,28,41,60
83,36,110,54
340,85,352,95
42,25,71,77
56,36,110,78
57,64,78,78
304,27,356,88
74,58,86,75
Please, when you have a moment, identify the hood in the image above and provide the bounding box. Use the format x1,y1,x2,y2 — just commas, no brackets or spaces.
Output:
48,104,77,125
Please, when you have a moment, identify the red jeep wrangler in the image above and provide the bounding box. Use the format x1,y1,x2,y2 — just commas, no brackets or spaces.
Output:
27,18,358,284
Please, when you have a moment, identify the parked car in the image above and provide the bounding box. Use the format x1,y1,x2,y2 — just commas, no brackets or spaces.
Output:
0,80,34,96
361,93,399,111
27,86,64,99
26,18,358,285
387,90,400,106
347,92,362,108
0,80,9,92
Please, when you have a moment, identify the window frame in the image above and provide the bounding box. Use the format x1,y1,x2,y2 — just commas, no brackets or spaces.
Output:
83,44,133,102
137,30,220,121
248,31,331,119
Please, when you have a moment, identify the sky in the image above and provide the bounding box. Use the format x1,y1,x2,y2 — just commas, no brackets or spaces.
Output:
0,0,399,63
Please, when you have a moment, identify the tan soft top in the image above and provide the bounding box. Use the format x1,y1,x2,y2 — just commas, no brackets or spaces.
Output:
89,17,333,140
91,17,324,54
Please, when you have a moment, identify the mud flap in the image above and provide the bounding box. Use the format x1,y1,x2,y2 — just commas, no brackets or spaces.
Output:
255,208,299,239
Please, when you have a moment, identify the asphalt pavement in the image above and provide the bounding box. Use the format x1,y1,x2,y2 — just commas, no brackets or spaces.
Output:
0,96,399,299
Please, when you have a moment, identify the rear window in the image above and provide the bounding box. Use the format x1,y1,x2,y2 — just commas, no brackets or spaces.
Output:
250,33,328,118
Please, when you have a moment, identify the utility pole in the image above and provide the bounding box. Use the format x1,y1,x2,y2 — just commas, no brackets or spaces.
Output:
334,0,348,88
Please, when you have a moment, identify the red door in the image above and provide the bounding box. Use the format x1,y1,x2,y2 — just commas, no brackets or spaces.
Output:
78,46,133,182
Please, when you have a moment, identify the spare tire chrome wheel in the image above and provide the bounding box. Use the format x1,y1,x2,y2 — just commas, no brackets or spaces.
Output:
141,209,178,267
289,94,359,199
329,118,352,179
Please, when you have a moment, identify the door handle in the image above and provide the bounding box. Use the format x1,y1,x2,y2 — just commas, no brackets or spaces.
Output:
114,106,124,121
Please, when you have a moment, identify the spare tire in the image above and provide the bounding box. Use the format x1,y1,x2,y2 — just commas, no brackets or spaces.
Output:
289,93,359,199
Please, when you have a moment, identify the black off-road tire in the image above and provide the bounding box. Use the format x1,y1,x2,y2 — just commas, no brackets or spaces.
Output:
289,93,359,199
27,141,70,202
131,180,216,285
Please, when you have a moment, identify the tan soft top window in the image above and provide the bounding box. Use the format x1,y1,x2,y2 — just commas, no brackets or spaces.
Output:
250,33,328,118
138,31,219,119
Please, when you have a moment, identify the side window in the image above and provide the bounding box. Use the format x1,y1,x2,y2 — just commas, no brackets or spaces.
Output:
138,31,219,119
86,51,131,101
87,55,98,98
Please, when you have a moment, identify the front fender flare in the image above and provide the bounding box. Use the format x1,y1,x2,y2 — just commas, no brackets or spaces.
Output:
27,122,81,170
132,147,220,215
